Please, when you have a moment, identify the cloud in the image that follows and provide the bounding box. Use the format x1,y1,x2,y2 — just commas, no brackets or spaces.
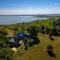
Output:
0,7,60,15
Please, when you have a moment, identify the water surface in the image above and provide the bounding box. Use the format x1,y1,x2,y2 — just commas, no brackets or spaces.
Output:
0,15,49,25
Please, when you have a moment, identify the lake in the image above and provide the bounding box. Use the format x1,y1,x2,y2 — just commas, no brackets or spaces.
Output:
0,15,49,25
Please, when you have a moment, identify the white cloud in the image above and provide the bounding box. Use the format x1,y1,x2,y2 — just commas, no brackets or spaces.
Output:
0,7,60,15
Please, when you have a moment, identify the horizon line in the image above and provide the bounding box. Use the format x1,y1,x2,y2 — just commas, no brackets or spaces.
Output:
0,14,60,16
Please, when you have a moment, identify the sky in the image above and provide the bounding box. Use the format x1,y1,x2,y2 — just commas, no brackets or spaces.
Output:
0,0,60,15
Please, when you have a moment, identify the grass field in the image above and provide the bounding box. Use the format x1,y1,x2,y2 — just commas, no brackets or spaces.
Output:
16,33,60,60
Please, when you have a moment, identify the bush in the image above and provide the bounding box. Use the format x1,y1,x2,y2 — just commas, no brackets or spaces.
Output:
0,48,13,60
0,33,8,48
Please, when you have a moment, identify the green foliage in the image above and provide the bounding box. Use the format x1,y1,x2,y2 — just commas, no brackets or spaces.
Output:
0,30,9,47
0,48,12,60
0,31,14,60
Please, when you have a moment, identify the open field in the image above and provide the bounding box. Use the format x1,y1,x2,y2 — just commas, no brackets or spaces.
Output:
15,33,60,60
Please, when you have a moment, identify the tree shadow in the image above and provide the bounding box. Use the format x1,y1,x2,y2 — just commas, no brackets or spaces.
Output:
47,45,56,58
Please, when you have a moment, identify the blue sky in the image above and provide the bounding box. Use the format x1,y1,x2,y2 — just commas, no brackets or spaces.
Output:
0,0,60,15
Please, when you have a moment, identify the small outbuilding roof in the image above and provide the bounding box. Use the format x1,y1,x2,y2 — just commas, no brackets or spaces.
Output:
9,37,15,43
